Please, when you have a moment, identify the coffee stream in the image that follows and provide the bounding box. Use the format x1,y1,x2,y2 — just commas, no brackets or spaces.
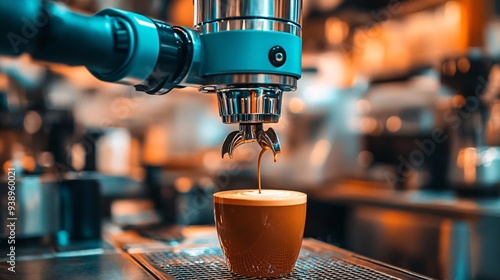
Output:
257,149,277,194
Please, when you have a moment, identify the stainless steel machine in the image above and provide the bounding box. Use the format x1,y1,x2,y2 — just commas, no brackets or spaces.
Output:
0,0,302,159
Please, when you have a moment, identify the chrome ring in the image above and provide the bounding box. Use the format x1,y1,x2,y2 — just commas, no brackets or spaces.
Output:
194,0,301,27
201,74,297,93
195,18,301,36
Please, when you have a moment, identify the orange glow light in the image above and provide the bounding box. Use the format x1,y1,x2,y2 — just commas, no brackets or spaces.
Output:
458,147,477,183
3,160,12,174
359,117,377,134
457,58,471,73
386,116,402,132
325,17,349,45
175,177,193,193
288,97,305,114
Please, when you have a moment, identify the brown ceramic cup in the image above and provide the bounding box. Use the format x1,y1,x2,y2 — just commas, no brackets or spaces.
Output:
214,189,307,277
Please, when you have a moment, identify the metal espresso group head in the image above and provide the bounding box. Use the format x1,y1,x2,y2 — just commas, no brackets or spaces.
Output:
221,123,281,159
194,0,302,156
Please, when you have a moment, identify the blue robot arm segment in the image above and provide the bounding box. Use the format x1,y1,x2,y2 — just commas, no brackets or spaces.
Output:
0,0,193,93
0,0,127,73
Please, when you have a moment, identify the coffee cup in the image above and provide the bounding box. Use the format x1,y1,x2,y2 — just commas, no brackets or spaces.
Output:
213,189,307,277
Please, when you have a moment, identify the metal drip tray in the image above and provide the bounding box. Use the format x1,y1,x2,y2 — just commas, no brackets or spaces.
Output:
131,239,431,280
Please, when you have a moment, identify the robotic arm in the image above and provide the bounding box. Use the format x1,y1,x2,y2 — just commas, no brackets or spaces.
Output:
0,0,302,158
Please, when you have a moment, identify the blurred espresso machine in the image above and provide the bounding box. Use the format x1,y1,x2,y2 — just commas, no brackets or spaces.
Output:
359,53,500,195
441,53,500,195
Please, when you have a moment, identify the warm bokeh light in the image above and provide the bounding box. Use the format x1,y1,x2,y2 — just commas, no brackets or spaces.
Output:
386,116,402,132
0,73,8,89
2,156,36,173
443,1,466,50
175,177,193,193
444,1,462,25
2,160,12,174
488,102,500,139
451,95,465,108
23,156,36,172
4,143,29,172
288,97,305,114
143,125,169,166
362,39,385,66
71,143,85,171
357,151,374,168
359,117,377,134
350,1,466,78
325,17,349,45
442,60,457,76
203,150,222,171
457,147,478,183
24,111,43,134
457,57,470,73
112,199,154,215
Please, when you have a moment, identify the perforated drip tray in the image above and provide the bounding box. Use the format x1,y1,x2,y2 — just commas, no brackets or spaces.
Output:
130,239,432,280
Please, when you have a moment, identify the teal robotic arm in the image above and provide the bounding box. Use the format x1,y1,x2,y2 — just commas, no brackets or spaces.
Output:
0,0,302,158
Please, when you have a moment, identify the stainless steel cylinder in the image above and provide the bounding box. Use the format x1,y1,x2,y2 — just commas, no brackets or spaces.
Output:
195,0,301,27
217,87,282,123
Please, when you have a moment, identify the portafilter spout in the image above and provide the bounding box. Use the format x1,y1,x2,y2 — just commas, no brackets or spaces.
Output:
217,87,283,158
222,124,281,159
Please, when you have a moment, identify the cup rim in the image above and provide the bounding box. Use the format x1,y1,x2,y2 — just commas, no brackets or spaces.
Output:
213,189,307,206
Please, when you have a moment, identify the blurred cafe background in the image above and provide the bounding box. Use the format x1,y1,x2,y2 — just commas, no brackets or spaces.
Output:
1,0,500,279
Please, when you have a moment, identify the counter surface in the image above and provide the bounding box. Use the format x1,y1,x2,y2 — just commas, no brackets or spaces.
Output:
308,181,500,219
